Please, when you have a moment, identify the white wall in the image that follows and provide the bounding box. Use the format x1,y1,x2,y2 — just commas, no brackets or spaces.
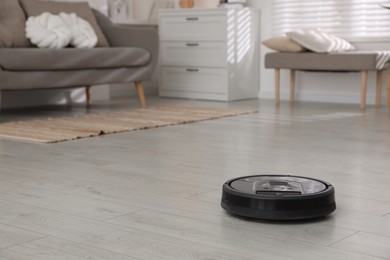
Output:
247,0,390,105
132,0,154,19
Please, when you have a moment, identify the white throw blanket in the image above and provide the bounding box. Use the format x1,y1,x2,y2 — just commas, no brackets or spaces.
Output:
365,51,390,70
25,12,97,49
341,51,390,70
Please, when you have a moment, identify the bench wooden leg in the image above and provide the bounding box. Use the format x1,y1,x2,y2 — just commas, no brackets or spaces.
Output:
0,90,2,110
85,85,92,107
387,67,390,111
135,81,146,108
275,69,280,105
290,70,296,104
376,70,382,108
360,70,368,110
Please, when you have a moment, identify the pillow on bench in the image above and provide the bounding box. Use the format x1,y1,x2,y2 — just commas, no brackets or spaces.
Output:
286,29,355,53
262,35,307,53
0,0,31,47
20,0,110,47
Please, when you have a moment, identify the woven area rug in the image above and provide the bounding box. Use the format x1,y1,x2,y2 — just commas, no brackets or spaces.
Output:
0,106,256,143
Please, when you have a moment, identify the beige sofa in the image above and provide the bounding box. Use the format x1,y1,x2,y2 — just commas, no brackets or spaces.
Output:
0,0,159,108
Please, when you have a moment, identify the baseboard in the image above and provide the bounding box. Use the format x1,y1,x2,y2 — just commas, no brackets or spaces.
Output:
259,90,386,105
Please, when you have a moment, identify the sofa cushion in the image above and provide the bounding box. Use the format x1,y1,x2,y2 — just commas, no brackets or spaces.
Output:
20,0,110,47
0,48,150,71
0,0,31,47
0,24,13,47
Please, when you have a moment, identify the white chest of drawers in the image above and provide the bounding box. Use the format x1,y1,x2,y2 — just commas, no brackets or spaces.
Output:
158,8,260,101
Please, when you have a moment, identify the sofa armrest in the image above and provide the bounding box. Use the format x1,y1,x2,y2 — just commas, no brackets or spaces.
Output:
93,10,158,53
92,9,159,80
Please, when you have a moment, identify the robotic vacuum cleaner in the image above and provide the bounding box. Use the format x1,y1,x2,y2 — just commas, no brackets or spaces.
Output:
221,175,336,220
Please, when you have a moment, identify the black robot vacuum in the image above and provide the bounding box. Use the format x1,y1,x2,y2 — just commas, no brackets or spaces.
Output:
221,175,336,220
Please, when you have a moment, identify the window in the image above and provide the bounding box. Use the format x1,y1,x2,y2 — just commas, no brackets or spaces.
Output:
272,0,390,42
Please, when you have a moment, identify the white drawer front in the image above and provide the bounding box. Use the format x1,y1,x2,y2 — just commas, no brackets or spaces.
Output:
160,67,227,95
160,42,227,67
159,14,226,41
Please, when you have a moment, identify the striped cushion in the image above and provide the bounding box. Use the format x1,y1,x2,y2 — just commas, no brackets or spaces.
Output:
348,51,390,70
286,29,355,53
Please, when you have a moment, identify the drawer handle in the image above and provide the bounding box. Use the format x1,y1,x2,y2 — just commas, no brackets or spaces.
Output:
186,68,199,72
186,43,199,47
186,17,199,21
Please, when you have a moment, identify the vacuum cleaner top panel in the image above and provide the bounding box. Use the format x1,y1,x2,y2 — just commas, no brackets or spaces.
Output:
230,176,327,196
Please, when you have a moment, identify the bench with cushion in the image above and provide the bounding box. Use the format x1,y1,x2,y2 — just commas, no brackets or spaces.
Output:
265,52,390,110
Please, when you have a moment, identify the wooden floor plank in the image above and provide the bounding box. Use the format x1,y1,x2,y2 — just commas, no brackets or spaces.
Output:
330,232,390,259
0,181,140,221
0,236,138,260
0,224,45,250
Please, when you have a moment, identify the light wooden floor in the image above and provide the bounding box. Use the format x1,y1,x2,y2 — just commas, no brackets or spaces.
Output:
0,96,389,260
